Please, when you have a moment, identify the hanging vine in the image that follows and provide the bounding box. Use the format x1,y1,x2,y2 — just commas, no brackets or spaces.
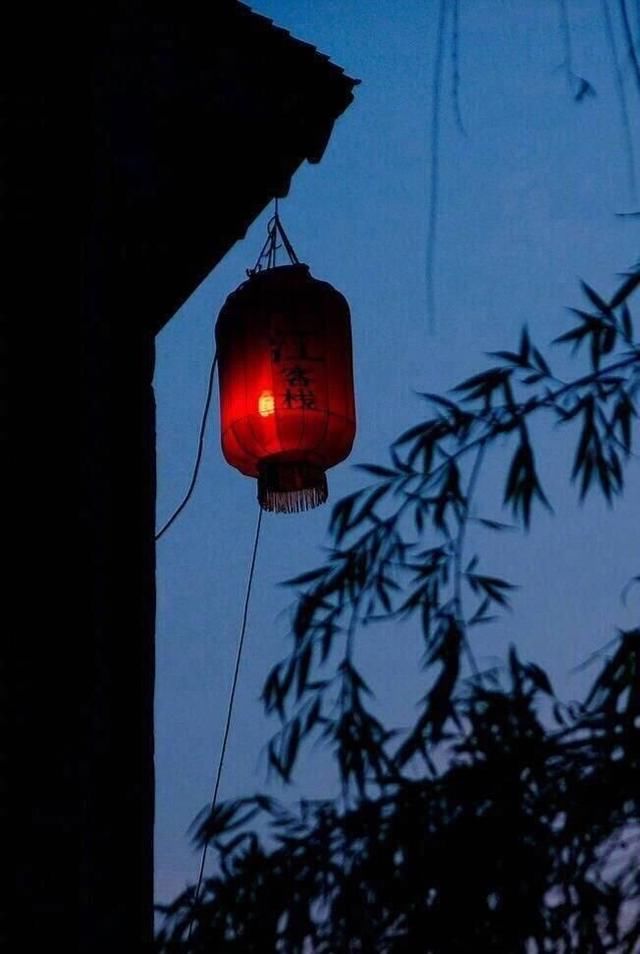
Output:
424,0,640,329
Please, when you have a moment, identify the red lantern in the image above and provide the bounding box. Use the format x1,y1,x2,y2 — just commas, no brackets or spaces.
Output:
216,263,356,513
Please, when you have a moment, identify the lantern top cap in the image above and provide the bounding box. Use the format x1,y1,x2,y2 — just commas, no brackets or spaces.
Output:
249,262,310,281
238,262,312,295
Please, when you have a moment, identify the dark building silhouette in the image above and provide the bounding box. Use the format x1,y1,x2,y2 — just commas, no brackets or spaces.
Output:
7,2,355,950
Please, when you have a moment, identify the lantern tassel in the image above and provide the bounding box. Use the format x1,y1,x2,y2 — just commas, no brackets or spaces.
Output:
258,460,328,513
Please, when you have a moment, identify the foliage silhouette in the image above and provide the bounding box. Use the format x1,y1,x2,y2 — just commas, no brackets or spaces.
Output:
157,265,639,952
157,637,640,952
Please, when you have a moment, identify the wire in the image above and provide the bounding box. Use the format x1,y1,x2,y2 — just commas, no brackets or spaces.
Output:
155,350,218,541
156,200,298,541
187,505,264,942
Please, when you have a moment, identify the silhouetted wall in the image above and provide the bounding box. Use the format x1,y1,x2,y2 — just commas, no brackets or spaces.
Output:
6,2,354,950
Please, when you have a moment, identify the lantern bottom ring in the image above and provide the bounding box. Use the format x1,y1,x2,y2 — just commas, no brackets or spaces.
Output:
257,459,328,514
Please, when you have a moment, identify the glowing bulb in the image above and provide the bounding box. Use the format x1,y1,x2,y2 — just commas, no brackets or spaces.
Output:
258,389,275,417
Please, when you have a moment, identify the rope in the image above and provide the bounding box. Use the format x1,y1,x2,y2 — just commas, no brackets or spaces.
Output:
186,505,264,941
155,351,218,541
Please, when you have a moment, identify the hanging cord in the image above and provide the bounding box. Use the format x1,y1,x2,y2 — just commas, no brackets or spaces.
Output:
155,350,218,541
186,506,264,942
249,199,300,275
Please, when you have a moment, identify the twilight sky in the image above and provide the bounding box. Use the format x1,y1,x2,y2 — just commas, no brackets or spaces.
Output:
154,0,639,906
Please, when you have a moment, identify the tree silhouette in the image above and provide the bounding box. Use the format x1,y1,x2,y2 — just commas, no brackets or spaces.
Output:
156,263,639,952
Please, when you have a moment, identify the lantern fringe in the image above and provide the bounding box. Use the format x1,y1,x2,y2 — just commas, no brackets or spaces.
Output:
259,484,328,514
258,461,328,513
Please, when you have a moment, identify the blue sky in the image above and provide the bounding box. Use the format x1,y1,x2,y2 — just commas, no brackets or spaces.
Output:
154,0,639,905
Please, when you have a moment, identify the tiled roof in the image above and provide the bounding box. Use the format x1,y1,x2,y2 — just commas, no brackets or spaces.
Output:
235,1,360,95
94,0,359,331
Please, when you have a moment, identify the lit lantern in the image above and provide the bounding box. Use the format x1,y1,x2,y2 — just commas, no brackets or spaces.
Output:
216,263,356,513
